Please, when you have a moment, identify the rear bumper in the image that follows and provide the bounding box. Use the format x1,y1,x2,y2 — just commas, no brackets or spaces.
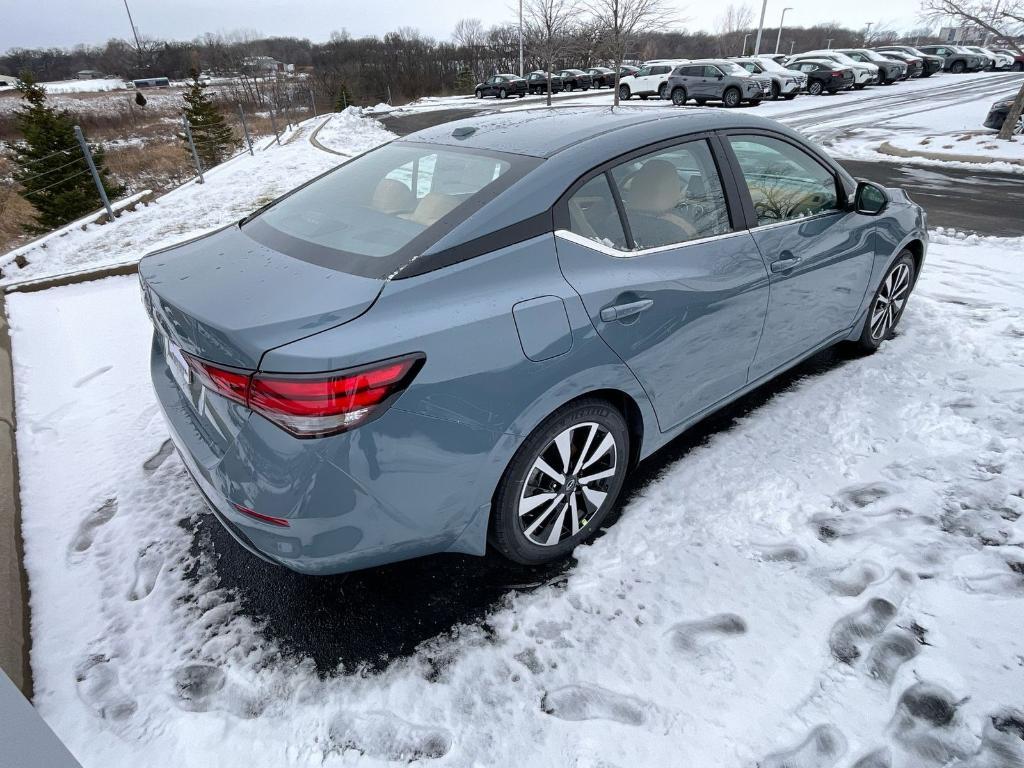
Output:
150,336,506,575
983,108,1010,130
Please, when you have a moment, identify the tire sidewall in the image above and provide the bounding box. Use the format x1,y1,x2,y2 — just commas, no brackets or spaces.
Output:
724,87,740,107
809,81,823,95
618,84,630,100
490,399,630,565
671,87,687,106
858,251,916,351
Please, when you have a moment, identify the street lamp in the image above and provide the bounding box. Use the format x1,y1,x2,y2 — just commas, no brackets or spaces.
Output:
775,7,792,54
826,38,834,49
753,0,769,55
518,0,524,77
741,33,751,56
789,40,795,55
864,21,874,45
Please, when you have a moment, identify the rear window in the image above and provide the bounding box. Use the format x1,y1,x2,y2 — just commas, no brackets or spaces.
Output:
245,142,537,278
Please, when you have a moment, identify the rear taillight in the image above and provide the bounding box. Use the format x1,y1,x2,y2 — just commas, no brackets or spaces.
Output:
832,71,843,77
184,353,424,438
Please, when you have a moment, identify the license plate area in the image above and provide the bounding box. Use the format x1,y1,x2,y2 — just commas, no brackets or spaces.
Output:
164,334,192,393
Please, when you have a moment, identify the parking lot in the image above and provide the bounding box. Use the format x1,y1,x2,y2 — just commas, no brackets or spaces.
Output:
3,69,1024,768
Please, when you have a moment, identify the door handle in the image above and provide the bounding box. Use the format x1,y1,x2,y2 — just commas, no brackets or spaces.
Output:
770,256,803,273
600,299,654,323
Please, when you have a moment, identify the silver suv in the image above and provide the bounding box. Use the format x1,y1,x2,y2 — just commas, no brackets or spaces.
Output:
665,60,773,107
731,56,806,99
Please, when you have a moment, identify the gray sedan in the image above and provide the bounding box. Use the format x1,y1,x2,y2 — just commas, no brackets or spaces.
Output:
140,108,927,575
665,60,773,107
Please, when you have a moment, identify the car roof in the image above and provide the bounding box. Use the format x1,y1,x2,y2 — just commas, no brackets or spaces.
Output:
398,105,778,159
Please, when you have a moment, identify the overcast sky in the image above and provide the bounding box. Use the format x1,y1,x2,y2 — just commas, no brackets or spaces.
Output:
5,0,928,53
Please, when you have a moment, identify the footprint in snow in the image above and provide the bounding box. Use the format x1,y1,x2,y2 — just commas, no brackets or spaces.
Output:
541,683,650,726
828,597,897,664
667,613,747,653
328,710,452,761
864,629,920,685
75,654,137,722
977,708,1024,767
172,664,268,719
887,681,978,766
758,724,847,768
823,561,886,597
143,439,174,472
837,482,899,510
753,543,808,563
67,498,117,560
127,546,164,601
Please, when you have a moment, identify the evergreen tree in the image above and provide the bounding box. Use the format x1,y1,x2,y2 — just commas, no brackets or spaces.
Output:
181,69,238,169
334,82,354,111
455,69,476,95
7,71,122,233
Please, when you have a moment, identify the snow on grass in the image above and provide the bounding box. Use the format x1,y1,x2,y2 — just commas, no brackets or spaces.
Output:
310,107,397,154
7,233,1024,767
0,113,391,286
40,79,129,94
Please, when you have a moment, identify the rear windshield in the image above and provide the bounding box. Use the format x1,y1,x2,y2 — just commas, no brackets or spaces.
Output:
245,141,537,278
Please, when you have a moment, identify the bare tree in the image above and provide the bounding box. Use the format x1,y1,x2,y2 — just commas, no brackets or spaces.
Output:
919,0,1024,51
586,0,678,105
714,3,754,56
524,0,580,104
453,18,489,82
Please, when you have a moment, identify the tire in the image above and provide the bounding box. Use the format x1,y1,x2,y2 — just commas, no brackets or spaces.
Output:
475,89,483,99
490,398,630,565
808,80,824,96
499,88,508,99
853,83,866,90
618,84,631,101
856,252,916,352
519,93,525,98
658,83,669,100
723,87,741,107
771,82,781,100
639,93,649,100
670,86,687,106
1013,115,1024,136
1014,63,1024,72
950,60,965,74
583,85,590,91
568,82,576,92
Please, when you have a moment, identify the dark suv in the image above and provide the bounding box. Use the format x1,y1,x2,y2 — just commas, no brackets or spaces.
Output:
474,74,527,99
917,45,984,73
587,67,617,88
665,60,772,107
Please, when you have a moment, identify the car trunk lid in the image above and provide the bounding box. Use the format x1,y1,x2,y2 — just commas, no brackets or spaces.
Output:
139,224,385,370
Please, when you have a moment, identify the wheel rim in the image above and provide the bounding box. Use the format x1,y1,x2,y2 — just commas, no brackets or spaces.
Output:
725,90,738,106
518,422,618,547
870,262,912,341
672,90,685,105
1015,116,1024,135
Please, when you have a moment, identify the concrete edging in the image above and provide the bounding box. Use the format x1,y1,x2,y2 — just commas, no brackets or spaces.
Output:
877,140,1024,167
0,260,143,698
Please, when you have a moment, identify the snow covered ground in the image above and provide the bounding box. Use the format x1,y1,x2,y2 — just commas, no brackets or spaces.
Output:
6,228,1024,768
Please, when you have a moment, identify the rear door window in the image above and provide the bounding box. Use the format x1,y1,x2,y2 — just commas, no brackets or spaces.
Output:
567,175,628,249
609,140,732,249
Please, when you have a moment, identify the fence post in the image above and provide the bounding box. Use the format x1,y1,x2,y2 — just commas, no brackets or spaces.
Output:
386,85,392,105
269,108,281,145
237,105,254,156
308,88,317,118
181,114,204,184
73,125,114,222
284,98,293,130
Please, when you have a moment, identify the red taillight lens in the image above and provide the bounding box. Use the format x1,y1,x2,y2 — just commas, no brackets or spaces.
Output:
182,352,424,438
832,71,843,77
232,503,290,528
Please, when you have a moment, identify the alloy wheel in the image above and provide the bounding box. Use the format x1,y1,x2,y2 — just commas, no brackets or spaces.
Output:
1014,115,1024,135
723,88,740,107
870,262,912,341
518,422,618,547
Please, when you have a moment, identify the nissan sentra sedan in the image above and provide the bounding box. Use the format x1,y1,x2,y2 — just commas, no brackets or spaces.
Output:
140,107,927,575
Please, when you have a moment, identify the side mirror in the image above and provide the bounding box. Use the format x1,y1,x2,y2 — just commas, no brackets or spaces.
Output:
854,180,888,215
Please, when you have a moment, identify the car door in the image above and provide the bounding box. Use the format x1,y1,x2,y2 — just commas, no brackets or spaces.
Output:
554,136,770,432
703,65,726,98
721,132,876,380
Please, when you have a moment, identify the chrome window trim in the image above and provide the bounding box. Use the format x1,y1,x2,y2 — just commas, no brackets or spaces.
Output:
746,209,845,233
554,228,748,258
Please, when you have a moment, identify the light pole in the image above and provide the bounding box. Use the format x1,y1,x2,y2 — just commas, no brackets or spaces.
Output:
753,0,769,55
775,7,792,54
789,40,795,55
826,38,834,49
518,0,524,77
864,21,874,45
741,33,751,56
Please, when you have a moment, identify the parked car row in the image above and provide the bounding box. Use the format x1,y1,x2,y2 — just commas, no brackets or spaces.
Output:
476,44,1021,103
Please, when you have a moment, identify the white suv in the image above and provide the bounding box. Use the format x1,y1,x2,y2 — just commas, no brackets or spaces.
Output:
618,60,690,100
787,51,879,89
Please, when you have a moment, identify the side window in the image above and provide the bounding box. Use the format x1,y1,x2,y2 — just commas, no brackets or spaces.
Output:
727,135,840,226
742,63,756,72
704,65,722,77
567,175,627,249
637,67,651,77
610,140,732,249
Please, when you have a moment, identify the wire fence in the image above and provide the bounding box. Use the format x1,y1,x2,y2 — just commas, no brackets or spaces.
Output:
2,86,322,232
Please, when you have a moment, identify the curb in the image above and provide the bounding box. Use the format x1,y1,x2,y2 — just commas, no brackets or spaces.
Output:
0,291,31,698
877,140,1024,166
